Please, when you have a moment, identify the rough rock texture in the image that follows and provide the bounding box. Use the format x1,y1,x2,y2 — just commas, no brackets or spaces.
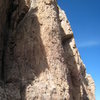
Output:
0,0,95,100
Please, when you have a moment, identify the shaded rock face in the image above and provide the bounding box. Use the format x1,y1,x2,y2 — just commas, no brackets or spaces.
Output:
0,0,95,100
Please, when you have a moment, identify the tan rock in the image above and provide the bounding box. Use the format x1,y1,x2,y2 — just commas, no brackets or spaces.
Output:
0,0,95,100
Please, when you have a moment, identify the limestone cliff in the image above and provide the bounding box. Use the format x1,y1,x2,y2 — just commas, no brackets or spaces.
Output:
0,0,95,100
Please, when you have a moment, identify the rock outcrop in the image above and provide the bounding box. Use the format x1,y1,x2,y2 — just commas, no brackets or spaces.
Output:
0,0,95,100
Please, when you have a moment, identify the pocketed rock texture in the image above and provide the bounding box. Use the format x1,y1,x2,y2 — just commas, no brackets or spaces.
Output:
0,0,95,100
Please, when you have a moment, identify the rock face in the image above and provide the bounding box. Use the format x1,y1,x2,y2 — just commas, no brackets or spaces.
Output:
0,0,95,100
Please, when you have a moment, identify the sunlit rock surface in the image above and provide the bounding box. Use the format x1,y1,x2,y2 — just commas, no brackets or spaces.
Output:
0,0,95,100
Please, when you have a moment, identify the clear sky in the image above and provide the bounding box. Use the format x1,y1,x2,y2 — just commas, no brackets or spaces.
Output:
58,0,100,99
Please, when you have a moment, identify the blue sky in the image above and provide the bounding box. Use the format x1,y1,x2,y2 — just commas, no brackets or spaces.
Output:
58,0,100,99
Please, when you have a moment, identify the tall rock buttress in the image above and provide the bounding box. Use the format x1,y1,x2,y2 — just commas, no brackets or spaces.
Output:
0,0,95,100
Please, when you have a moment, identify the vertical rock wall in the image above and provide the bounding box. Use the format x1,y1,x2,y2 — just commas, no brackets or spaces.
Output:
0,0,95,100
